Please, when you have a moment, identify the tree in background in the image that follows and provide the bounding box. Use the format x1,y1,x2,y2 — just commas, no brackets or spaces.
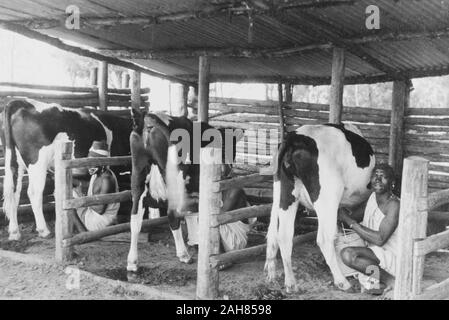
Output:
51,50,128,88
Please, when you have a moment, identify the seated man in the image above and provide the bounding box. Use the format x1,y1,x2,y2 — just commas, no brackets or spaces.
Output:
185,164,255,253
338,163,400,294
73,141,120,231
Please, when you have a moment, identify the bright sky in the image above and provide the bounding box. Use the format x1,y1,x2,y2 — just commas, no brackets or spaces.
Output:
0,29,271,112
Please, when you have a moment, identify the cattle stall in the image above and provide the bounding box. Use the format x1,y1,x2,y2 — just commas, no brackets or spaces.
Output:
0,80,150,224
2,0,449,300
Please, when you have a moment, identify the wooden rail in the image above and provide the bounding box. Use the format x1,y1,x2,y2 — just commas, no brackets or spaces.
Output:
63,156,131,169
63,217,168,247
54,141,133,262
210,231,317,269
64,190,132,210
394,157,449,300
211,204,271,227
216,174,272,192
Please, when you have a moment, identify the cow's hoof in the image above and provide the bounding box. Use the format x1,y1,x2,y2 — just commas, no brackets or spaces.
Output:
126,261,138,273
37,229,52,239
179,255,194,264
264,261,277,283
266,273,277,284
8,232,21,241
285,283,299,294
126,271,140,283
335,280,352,292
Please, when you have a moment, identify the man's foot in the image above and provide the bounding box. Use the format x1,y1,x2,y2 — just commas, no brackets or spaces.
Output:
361,283,387,296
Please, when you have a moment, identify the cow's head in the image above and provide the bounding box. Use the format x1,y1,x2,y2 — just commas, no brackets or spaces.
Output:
132,109,172,172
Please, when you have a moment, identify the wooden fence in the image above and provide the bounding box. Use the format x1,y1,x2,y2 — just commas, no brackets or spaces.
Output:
54,141,169,261
208,97,449,197
394,157,449,299
404,108,449,193
195,146,317,299
0,82,150,109
0,82,149,224
207,97,392,205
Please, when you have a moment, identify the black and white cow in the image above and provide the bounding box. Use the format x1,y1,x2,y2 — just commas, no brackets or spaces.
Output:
265,123,375,292
126,110,243,273
2,99,132,240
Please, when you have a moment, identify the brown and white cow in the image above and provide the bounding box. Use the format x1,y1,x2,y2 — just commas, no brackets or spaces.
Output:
265,123,375,292
2,99,132,240
126,110,243,273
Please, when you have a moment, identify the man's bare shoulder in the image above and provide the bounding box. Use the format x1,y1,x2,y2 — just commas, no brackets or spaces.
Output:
385,196,400,218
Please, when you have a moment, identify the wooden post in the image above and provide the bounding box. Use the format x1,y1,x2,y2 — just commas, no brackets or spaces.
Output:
98,61,108,111
170,83,188,116
198,56,210,122
122,72,130,89
389,80,410,174
394,157,428,300
278,83,286,140
285,82,293,103
131,70,142,111
329,47,346,124
182,84,189,117
55,141,74,262
191,85,199,115
196,147,222,300
89,67,98,86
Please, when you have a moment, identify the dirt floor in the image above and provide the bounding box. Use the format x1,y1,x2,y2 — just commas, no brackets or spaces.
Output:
1,220,449,300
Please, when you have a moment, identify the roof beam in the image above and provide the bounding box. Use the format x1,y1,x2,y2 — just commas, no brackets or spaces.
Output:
98,28,449,60
279,11,407,79
0,22,195,86
9,0,357,29
175,64,449,85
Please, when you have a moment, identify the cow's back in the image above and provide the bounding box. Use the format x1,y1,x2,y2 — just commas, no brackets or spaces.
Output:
295,124,375,207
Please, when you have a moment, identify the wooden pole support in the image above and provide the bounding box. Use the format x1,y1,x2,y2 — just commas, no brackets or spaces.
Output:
131,70,142,111
55,141,74,262
182,84,189,117
90,67,98,87
121,72,130,89
170,83,188,116
329,47,346,124
394,156,429,300
196,147,222,300
389,80,411,174
277,82,286,140
285,81,293,103
98,61,108,111
198,56,210,123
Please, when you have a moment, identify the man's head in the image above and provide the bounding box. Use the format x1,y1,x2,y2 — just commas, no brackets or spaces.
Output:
88,140,110,175
370,163,396,194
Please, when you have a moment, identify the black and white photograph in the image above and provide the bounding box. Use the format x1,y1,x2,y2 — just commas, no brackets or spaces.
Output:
0,0,448,303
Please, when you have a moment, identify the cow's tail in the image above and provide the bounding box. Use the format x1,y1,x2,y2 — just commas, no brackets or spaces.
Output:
3,101,21,220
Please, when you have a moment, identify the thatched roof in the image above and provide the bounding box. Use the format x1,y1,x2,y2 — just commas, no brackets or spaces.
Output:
1,0,449,85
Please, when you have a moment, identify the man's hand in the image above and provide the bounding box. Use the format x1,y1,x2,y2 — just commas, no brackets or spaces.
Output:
338,208,356,227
